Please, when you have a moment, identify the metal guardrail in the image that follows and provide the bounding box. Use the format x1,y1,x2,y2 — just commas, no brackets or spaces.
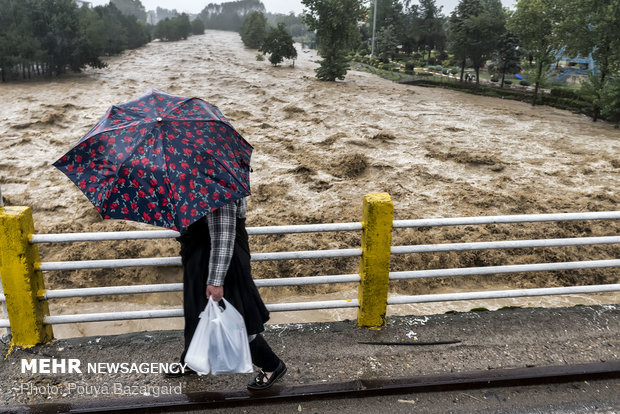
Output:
2,208,619,335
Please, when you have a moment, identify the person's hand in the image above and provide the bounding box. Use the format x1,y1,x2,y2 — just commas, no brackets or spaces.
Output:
206,285,224,302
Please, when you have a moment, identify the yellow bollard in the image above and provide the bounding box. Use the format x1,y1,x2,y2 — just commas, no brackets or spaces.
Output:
0,206,53,346
357,193,393,328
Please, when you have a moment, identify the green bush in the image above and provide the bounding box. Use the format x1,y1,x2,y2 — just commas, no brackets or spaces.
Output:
550,87,582,100
519,80,530,86
504,80,512,85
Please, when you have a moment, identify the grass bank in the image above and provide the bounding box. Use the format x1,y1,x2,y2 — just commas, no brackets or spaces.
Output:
352,62,596,119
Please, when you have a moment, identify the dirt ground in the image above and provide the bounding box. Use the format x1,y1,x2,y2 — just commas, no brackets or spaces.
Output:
0,30,618,334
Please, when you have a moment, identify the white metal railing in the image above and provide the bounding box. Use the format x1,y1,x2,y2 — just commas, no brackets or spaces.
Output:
21,211,620,326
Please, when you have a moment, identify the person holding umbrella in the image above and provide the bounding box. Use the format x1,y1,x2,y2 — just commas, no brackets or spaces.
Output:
176,196,287,390
54,89,286,390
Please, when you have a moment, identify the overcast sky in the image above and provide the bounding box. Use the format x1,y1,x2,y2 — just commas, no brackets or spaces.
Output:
88,0,517,16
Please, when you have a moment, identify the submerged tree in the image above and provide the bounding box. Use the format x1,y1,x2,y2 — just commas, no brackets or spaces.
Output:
240,11,268,49
199,0,265,32
259,22,297,66
111,0,147,23
302,0,364,81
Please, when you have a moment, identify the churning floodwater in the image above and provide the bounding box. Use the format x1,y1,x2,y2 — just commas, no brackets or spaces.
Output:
1,30,618,337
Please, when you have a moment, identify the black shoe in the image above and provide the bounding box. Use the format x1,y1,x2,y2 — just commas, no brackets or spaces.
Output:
247,361,287,390
164,366,196,378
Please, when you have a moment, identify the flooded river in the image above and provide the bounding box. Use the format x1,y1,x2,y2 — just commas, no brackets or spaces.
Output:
0,30,618,338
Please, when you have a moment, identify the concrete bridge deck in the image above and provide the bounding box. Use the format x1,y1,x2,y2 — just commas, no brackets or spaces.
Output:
1,305,618,412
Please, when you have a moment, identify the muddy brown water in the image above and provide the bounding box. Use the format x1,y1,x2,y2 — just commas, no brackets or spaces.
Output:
1,30,618,338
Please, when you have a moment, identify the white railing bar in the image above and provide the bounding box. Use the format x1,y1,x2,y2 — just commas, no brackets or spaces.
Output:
31,230,181,244
0,281,9,335
0,319,10,328
393,211,620,229
44,309,184,324
389,259,620,280
247,222,362,235
387,284,620,305
251,249,361,262
41,274,361,299
42,299,360,324
39,257,182,271
255,274,360,287
30,222,362,244
267,299,359,312
38,249,362,271
42,283,185,299
30,211,620,244
391,236,620,255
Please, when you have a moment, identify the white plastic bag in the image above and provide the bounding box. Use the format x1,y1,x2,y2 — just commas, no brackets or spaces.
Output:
185,298,253,375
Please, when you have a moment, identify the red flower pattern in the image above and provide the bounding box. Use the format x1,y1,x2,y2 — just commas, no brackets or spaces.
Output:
53,89,252,231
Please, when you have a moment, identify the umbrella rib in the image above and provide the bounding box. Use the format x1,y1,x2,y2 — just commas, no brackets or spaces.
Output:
98,124,158,211
211,152,251,195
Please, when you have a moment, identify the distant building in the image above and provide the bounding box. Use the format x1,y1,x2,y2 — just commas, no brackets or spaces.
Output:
558,55,595,71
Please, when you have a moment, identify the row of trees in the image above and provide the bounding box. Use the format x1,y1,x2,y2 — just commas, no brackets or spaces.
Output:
0,0,150,81
369,0,619,120
510,0,620,120
240,13,297,66
198,0,265,31
257,0,617,121
154,14,205,41
0,0,207,82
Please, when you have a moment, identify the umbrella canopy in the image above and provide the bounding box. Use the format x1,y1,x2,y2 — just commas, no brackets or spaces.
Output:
54,89,252,231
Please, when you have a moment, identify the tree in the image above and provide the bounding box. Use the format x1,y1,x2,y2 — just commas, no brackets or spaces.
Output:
77,6,108,70
448,0,482,81
259,22,297,66
199,0,264,32
448,0,505,84
375,25,398,62
111,0,147,23
400,1,421,54
418,0,446,62
369,0,405,50
240,11,268,49
508,0,561,105
96,3,129,55
191,17,205,35
302,0,365,81
491,30,521,87
599,77,620,123
556,0,620,121
155,14,191,41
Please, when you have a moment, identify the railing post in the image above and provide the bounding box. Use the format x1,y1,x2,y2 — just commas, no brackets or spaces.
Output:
357,193,393,328
0,206,53,346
